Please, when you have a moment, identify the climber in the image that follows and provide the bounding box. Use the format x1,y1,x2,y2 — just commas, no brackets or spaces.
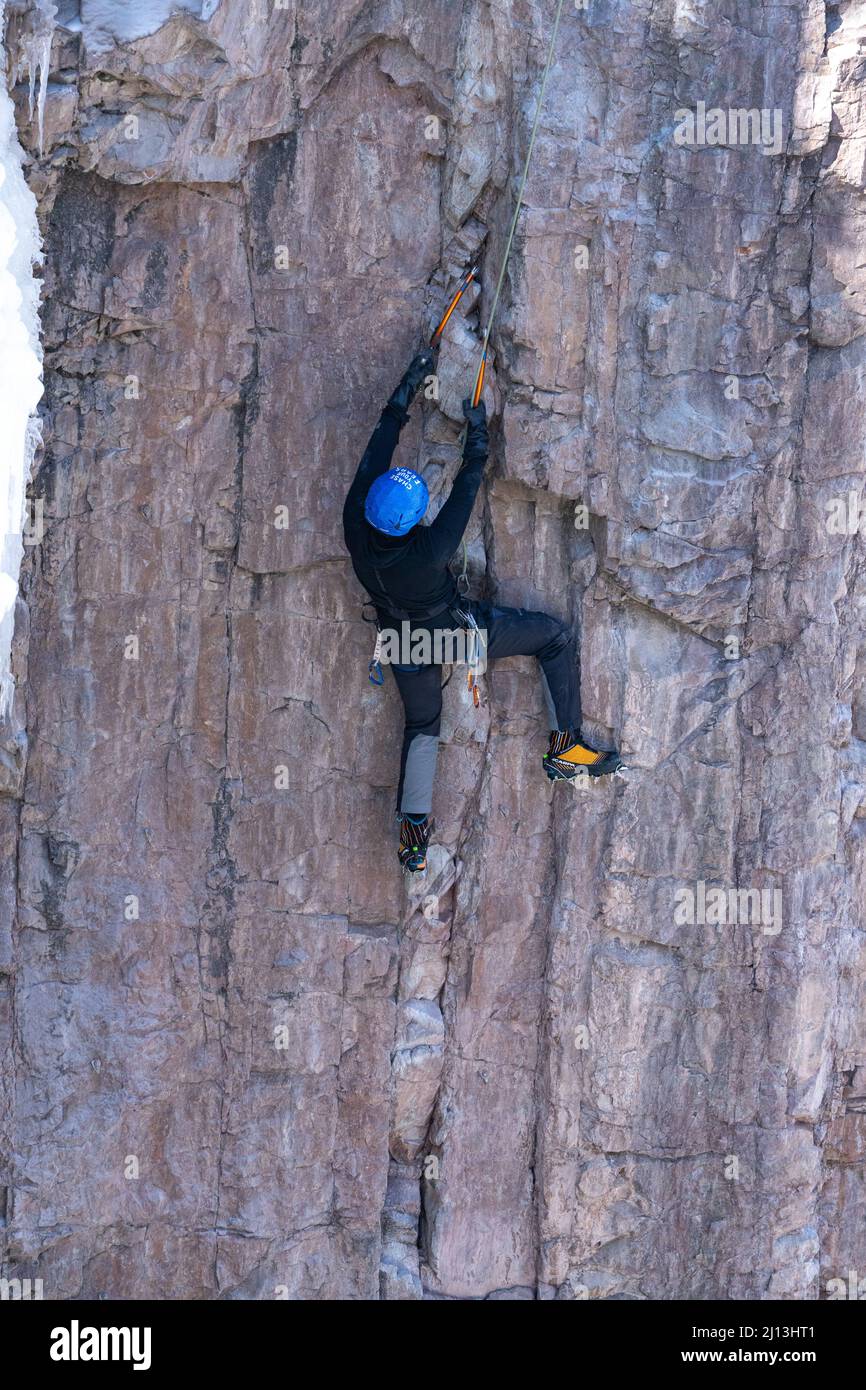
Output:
343,348,621,873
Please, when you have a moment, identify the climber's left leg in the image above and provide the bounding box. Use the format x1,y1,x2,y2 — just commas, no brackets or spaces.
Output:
479,603,581,726
477,604,621,779
391,660,442,871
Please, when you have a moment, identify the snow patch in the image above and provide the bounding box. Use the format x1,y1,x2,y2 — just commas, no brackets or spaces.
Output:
0,7,44,717
75,0,218,55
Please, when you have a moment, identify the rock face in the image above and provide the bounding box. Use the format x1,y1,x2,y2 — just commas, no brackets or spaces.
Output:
2,0,866,1301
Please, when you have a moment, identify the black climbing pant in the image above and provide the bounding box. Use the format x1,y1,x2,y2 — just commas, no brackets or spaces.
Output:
392,601,581,815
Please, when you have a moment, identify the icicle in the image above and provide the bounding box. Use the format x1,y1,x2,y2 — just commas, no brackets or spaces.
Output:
31,15,54,154
8,0,56,155
0,1,44,719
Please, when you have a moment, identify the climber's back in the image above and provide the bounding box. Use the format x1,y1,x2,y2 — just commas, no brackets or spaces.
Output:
343,349,489,623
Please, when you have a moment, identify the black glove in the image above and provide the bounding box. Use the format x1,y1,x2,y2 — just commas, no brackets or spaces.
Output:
462,397,488,465
387,349,436,418
407,348,436,390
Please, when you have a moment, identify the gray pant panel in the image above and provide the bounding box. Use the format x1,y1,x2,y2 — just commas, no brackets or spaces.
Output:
400,733,440,815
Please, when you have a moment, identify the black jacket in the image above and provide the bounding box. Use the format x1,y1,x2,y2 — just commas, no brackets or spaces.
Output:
343,405,487,622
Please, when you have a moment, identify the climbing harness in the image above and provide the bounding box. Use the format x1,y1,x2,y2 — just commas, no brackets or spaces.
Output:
364,590,456,688
470,0,567,407
369,582,455,624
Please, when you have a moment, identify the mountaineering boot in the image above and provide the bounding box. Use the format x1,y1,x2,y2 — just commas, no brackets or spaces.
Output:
544,729,622,781
387,349,436,419
398,814,430,873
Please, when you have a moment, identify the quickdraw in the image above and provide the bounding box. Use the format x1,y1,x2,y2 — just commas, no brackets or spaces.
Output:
452,553,482,706
369,629,385,686
467,612,486,710
362,603,386,685
452,604,486,709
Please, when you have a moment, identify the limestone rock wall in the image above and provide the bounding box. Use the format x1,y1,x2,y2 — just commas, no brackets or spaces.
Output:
1,0,865,1300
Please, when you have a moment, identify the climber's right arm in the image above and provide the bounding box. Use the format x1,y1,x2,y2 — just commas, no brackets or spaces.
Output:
343,351,436,545
342,405,405,544
423,399,489,563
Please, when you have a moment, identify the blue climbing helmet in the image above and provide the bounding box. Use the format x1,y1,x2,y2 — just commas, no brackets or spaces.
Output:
364,467,429,537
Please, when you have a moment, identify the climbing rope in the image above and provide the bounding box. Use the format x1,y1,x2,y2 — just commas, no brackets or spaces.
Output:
453,0,567,714
470,0,567,406
456,537,470,594
366,2,567,712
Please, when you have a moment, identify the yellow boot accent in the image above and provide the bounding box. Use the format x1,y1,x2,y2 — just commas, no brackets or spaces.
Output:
558,741,603,766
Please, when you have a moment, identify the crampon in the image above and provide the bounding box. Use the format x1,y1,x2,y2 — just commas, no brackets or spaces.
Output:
543,730,622,782
398,814,430,873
